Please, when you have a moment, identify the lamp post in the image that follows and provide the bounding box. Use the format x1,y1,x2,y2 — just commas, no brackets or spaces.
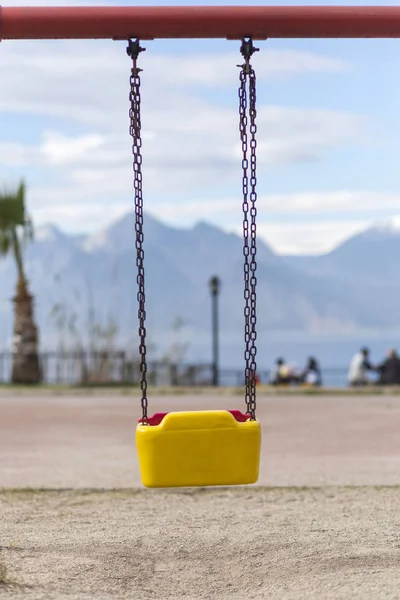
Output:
209,275,221,387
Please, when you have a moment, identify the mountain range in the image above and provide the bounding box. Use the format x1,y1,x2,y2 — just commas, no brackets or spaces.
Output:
1,213,400,364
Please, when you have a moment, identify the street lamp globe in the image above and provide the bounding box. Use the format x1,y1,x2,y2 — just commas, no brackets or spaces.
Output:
209,275,221,297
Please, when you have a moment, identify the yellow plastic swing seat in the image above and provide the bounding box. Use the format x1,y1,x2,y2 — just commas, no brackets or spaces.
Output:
136,409,261,488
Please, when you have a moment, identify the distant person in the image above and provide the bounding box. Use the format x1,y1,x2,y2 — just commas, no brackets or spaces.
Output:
348,347,374,386
271,358,293,385
300,356,322,387
377,349,400,385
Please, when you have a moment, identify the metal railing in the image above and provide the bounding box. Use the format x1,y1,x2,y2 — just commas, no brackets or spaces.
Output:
0,350,349,387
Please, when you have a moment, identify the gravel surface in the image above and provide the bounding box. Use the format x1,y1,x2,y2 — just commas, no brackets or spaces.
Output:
1,487,400,600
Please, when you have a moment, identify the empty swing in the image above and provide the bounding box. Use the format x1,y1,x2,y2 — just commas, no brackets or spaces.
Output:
128,38,261,488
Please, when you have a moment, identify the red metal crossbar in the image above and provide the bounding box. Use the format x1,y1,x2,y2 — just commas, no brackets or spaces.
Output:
1,6,400,41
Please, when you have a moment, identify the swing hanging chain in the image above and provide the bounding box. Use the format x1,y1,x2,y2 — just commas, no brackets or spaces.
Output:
128,38,148,425
238,38,258,420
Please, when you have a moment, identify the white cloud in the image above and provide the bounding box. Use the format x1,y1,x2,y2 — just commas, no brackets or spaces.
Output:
260,190,400,214
254,220,370,255
0,36,356,202
145,190,400,223
0,39,345,90
40,132,105,165
140,50,345,88
0,142,33,166
32,201,131,232
0,32,367,255
0,105,360,204
0,41,349,132
375,214,400,231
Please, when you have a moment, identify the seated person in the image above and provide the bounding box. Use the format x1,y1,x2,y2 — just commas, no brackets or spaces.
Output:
377,349,400,385
270,358,293,385
299,356,322,387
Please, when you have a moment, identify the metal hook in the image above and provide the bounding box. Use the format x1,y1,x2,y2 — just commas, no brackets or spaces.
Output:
238,37,259,74
127,38,146,74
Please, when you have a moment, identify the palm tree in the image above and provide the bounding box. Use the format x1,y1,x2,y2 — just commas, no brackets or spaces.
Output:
0,181,41,383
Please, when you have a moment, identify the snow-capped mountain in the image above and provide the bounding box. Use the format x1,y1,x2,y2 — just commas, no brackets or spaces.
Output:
1,213,400,361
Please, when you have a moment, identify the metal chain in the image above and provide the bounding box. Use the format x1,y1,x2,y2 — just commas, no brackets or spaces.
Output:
238,39,258,420
127,39,148,424
126,38,258,423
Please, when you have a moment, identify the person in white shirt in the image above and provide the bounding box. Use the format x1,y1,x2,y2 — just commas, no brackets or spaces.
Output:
348,347,374,386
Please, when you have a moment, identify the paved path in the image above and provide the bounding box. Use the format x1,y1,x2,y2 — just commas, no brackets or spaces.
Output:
1,393,400,487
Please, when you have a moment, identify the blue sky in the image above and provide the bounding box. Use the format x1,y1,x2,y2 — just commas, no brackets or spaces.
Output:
1,0,400,254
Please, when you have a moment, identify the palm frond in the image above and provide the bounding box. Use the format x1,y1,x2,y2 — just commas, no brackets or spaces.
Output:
0,181,26,227
0,228,12,256
0,181,33,276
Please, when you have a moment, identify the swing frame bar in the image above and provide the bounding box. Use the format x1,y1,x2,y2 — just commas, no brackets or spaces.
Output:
1,6,400,41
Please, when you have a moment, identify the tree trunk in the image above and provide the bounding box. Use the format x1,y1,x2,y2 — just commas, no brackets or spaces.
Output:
11,279,41,384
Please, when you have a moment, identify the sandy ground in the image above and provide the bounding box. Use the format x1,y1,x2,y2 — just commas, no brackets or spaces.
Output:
2,392,400,599
1,487,400,600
